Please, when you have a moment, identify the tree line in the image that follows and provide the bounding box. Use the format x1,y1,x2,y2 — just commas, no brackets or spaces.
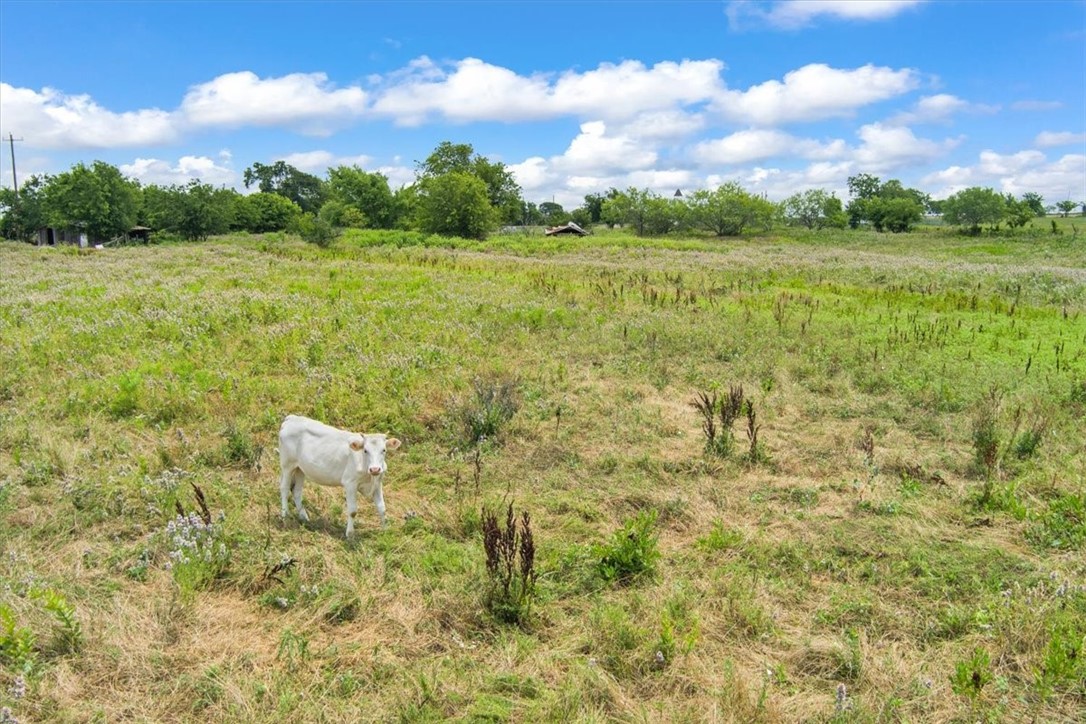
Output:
0,140,1081,244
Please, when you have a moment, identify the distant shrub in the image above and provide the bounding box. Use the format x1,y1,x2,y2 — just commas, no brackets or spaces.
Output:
290,212,338,248
595,510,660,584
452,376,520,447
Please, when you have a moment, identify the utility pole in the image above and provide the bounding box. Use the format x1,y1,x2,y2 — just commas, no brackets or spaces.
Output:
7,133,23,198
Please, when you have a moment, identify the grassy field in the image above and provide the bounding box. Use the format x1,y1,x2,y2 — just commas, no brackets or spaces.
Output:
1,226,1084,722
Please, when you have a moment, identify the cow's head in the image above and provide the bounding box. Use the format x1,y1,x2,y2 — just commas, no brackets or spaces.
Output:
349,434,402,476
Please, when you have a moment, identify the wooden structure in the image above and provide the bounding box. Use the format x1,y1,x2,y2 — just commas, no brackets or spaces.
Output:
544,222,590,237
37,227,87,247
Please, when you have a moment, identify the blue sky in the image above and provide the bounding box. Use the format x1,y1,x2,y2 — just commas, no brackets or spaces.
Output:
1,0,1083,208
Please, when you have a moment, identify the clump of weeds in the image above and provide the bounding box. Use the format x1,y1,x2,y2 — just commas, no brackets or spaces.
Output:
480,503,536,625
451,376,520,447
691,384,745,458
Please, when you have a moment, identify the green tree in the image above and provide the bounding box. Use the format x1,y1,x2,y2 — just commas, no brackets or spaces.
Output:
1003,194,1035,229
290,212,338,247
781,189,847,230
521,202,544,226
846,175,930,228
579,192,610,223
416,141,523,224
317,200,367,229
415,171,498,239
601,188,678,236
538,201,569,226
142,182,235,241
326,166,396,228
0,174,50,242
242,161,326,214
1021,192,1046,217
687,182,775,236
234,192,302,232
569,207,592,227
391,185,419,229
847,173,882,201
44,161,140,241
941,187,1007,233
867,196,924,233
1055,199,1080,217
846,173,881,227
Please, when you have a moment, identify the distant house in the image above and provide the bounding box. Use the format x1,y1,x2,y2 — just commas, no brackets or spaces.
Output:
544,222,590,237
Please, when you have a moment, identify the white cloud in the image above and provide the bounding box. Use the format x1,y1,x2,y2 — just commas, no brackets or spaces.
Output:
728,1,925,30
0,82,177,149
1012,100,1063,111
1005,154,1085,199
277,151,373,174
370,57,727,125
552,121,658,175
120,155,236,186
708,161,853,201
508,156,553,192
921,165,975,192
715,63,919,125
0,154,53,188
922,150,1086,201
549,59,726,120
852,122,961,172
180,71,368,134
977,149,1046,176
693,128,847,165
371,57,551,125
615,110,707,142
624,168,698,192
888,93,998,125
1035,131,1086,148
374,164,416,190
692,123,955,173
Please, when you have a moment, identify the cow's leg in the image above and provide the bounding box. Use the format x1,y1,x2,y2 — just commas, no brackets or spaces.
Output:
279,466,293,519
291,470,309,521
344,480,359,538
372,478,387,528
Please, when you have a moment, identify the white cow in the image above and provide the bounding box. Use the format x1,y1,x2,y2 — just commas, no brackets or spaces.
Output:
278,414,402,537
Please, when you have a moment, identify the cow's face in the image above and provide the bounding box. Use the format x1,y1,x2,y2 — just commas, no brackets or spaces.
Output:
349,434,402,476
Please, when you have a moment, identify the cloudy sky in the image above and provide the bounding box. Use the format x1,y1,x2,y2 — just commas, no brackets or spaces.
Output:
1,1,1083,209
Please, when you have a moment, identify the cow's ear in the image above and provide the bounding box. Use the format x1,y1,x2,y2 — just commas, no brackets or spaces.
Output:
349,438,364,451
386,437,402,451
